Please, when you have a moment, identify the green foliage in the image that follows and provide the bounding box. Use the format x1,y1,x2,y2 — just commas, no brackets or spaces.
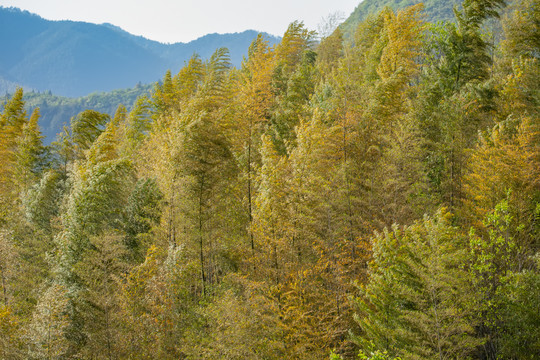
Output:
502,0,540,58
331,347,402,359
123,178,163,256
468,195,529,359
70,109,110,153
498,254,540,358
340,0,462,39
24,169,66,233
354,210,478,359
357,349,402,360
27,282,71,359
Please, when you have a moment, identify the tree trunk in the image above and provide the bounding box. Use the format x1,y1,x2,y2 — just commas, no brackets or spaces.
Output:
198,175,207,296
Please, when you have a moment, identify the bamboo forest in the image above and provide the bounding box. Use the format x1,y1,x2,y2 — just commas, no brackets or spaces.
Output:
0,0,539,358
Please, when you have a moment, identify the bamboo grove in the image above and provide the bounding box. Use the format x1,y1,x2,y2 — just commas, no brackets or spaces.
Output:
0,0,538,358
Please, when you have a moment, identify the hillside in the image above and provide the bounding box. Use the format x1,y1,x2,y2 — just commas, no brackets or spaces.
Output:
0,84,153,142
0,7,279,97
341,0,463,37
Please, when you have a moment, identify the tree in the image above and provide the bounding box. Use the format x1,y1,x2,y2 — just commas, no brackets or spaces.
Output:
0,88,28,224
0,303,20,359
234,34,275,252
464,118,540,261
118,245,196,359
0,230,17,307
123,96,153,158
24,169,66,235
70,109,110,156
316,27,344,73
415,0,505,210
468,196,530,359
74,232,128,360
354,210,478,359
498,253,540,359
367,4,428,227
14,107,45,193
123,178,163,259
270,21,317,154
503,0,540,56
27,282,71,360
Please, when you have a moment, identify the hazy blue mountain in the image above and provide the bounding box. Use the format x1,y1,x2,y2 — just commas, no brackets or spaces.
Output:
0,7,280,97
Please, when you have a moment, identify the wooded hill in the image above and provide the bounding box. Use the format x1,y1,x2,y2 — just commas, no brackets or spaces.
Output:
340,0,463,37
0,85,153,142
0,0,538,358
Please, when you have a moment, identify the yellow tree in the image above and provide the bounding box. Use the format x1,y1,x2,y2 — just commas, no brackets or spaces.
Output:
14,108,45,194
0,88,27,224
231,34,275,253
464,118,540,260
27,283,71,360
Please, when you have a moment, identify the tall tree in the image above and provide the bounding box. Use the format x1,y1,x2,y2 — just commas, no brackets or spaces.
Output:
354,210,478,359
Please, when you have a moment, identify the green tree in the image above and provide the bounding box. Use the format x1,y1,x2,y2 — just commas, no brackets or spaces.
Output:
498,253,540,359
123,178,163,259
75,232,128,360
14,108,45,193
70,109,110,156
354,210,478,359
415,0,505,209
0,88,28,224
24,169,66,235
234,34,275,252
468,196,531,359
27,282,71,360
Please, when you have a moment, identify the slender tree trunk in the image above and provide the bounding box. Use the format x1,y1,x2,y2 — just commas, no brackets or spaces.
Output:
103,262,113,360
47,307,51,360
106,306,113,360
342,114,355,259
450,136,455,209
272,226,280,286
248,122,255,253
168,172,177,248
0,264,7,306
455,60,462,91
198,175,206,296
430,287,443,360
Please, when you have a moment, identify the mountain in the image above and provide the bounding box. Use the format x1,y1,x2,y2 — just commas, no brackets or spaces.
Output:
340,0,463,38
0,7,280,97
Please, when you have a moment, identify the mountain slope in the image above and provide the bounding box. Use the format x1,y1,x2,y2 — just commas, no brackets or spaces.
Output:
341,0,463,37
0,7,279,97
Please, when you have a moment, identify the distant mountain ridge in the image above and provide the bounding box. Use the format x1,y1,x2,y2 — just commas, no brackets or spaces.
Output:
0,7,280,97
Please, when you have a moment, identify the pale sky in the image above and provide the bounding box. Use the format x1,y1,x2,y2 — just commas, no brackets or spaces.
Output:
0,0,360,43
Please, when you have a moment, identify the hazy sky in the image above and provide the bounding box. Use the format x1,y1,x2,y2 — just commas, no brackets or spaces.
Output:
0,0,360,43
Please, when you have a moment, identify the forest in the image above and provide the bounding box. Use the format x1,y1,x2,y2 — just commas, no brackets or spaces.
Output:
0,0,538,358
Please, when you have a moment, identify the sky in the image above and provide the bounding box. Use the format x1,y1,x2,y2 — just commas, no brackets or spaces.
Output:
0,0,360,43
